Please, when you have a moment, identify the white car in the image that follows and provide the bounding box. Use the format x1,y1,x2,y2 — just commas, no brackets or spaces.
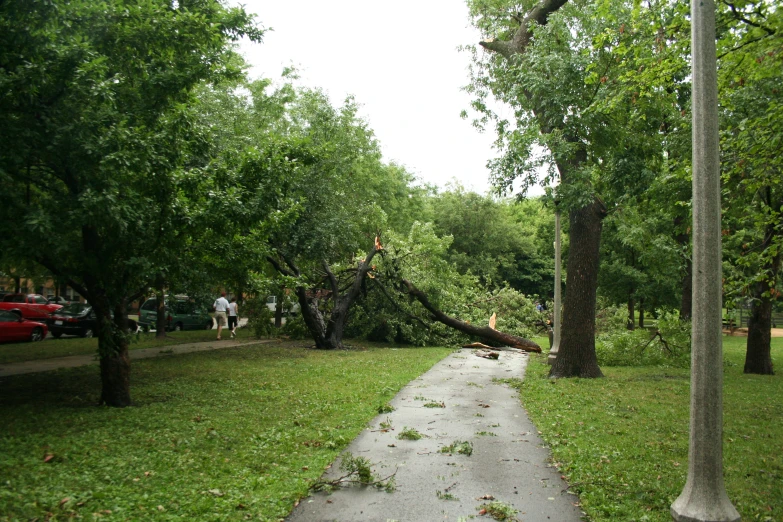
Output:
265,295,300,314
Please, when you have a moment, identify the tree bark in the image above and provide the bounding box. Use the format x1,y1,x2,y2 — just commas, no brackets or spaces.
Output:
401,280,541,353
627,293,635,330
550,202,605,378
92,296,131,407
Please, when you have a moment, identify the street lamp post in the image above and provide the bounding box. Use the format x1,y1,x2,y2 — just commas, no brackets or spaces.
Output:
671,0,740,519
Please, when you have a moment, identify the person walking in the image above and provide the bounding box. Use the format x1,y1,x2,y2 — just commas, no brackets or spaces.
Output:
227,296,239,338
213,292,230,340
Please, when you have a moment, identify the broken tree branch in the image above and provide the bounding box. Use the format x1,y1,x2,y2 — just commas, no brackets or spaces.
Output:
370,277,433,331
401,279,541,353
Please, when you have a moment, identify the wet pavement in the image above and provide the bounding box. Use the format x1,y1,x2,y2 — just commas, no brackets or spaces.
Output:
286,348,583,522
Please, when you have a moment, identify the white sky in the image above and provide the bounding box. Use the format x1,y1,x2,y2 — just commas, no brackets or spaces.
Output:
233,0,501,194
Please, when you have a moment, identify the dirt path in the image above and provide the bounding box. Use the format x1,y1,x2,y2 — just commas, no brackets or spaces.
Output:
723,327,783,337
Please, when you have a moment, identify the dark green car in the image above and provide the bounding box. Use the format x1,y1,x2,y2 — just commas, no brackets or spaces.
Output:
138,297,213,332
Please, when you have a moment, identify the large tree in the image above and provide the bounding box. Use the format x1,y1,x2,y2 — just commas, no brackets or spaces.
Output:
257,86,422,349
466,0,618,377
0,0,261,406
718,0,782,375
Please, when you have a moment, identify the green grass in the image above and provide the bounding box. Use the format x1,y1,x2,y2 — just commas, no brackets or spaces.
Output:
0,327,261,365
522,335,783,521
0,341,451,521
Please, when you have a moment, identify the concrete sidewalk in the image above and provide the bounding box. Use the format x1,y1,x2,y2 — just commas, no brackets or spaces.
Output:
0,338,273,377
287,348,583,522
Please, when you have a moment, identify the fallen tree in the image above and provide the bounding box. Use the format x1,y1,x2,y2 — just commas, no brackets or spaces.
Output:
401,279,541,353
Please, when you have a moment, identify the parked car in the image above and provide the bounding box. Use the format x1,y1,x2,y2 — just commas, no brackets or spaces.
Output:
46,296,70,306
265,295,301,314
48,303,138,338
0,293,62,320
137,297,213,332
0,310,48,343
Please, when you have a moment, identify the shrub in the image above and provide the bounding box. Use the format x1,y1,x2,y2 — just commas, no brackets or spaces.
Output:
595,309,690,368
242,296,275,338
278,312,310,339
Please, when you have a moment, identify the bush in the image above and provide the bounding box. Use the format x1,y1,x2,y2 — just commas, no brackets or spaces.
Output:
279,313,310,340
243,296,275,338
595,309,691,368
595,302,629,333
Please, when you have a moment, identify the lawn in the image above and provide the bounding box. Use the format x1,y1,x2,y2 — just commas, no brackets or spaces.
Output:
519,335,783,522
0,341,452,521
0,327,259,365
2,334,780,522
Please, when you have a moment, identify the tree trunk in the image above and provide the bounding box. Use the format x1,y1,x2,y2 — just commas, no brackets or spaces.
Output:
274,299,283,329
296,289,334,348
272,238,383,350
550,202,605,378
744,293,775,374
155,276,167,338
639,298,645,329
93,297,131,407
274,287,284,329
675,216,693,321
401,279,541,352
627,293,635,330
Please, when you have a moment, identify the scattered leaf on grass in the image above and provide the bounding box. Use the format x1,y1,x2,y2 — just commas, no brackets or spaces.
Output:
59,497,70,508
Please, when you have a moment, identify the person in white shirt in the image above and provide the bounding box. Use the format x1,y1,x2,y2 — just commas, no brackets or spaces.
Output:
227,297,239,338
213,292,230,340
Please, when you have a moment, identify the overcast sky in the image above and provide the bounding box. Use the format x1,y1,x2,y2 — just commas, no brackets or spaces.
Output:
232,0,501,194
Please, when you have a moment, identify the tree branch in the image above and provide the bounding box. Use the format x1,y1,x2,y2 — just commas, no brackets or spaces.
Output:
480,0,570,58
723,1,776,34
322,260,340,298
401,279,541,352
266,255,295,278
370,277,432,331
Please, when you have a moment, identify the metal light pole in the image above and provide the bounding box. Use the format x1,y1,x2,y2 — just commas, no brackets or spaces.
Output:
548,208,561,364
671,0,740,519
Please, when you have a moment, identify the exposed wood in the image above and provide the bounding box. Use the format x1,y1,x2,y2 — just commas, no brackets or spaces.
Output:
463,342,493,349
401,279,541,353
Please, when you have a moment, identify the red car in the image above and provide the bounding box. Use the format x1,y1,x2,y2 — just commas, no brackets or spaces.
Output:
0,310,48,343
0,293,62,320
